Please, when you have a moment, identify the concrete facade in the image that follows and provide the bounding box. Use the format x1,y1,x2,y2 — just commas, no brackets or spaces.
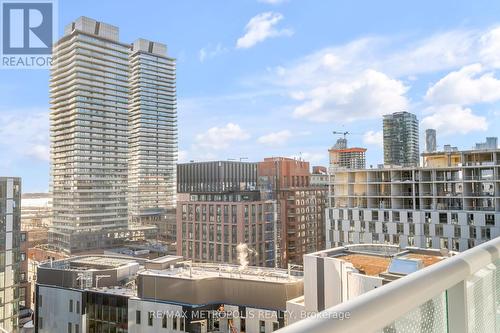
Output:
327,149,500,252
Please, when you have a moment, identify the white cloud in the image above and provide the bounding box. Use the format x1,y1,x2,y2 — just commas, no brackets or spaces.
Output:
254,26,500,124
363,130,383,147
291,69,409,122
479,26,500,68
425,64,500,105
195,123,250,150
199,43,228,62
0,109,49,162
257,130,292,146
25,144,50,161
236,12,293,49
177,150,189,163
421,105,488,135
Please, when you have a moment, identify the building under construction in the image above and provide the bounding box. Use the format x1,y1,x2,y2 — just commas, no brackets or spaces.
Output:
328,138,367,169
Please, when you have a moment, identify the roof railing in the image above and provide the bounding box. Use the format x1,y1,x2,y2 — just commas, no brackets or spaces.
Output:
278,236,500,333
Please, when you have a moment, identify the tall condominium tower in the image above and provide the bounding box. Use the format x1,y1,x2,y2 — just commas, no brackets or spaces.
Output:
50,17,177,253
0,177,21,332
383,111,419,166
425,128,437,153
128,39,177,225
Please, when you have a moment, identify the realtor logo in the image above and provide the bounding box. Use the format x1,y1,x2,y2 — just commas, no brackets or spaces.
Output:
1,0,57,68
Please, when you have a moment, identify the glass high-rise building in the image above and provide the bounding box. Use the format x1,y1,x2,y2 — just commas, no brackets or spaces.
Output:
128,39,177,225
425,128,437,153
49,17,177,253
383,111,419,166
0,177,21,332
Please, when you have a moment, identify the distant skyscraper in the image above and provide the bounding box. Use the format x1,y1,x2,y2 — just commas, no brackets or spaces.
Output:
50,17,176,253
425,129,437,153
475,137,498,150
0,177,21,331
383,111,419,166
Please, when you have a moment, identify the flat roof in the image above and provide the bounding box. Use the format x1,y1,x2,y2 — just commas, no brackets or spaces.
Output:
140,263,302,283
70,256,138,268
333,252,446,276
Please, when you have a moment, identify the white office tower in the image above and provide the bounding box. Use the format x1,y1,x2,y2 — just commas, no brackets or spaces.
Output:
128,39,177,226
50,17,130,253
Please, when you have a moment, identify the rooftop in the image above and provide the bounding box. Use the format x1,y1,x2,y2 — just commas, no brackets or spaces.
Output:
335,252,445,276
141,263,302,283
311,244,452,277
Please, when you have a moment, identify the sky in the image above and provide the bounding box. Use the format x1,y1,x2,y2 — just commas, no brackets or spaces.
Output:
1,0,500,192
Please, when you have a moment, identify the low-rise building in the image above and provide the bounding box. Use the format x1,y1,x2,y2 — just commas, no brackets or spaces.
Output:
35,255,303,333
286,244,454,325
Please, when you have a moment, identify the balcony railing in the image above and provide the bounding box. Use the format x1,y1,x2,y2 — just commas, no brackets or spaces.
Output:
278,236,500,333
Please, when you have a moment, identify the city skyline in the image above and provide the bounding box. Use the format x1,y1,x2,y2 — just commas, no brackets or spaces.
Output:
1,0,500,193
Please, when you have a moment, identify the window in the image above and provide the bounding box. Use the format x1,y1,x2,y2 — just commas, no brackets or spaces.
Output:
21,233,26,242
470,226,477,239
75,324,79,333
39,317,43,329
481,227,491,240
407,212,413,223
486,214,495,226
148,311,154,326
467,213,474,225
20,252,26,261
439,213,447,224
259,320,266,333
136,310,141,324
162,314,168,328
69,299,73,313
39,295,42,307
435,225,444,237
393,211,400,222
451,213,458,224
76,301,80,314
173,316,178,330
273,322,280,331
68,322,72,333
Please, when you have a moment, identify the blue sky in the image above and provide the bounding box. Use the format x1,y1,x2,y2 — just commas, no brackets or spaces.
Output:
1,0,500,192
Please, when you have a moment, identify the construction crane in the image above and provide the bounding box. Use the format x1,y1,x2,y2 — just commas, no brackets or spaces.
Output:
332,130,350,139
